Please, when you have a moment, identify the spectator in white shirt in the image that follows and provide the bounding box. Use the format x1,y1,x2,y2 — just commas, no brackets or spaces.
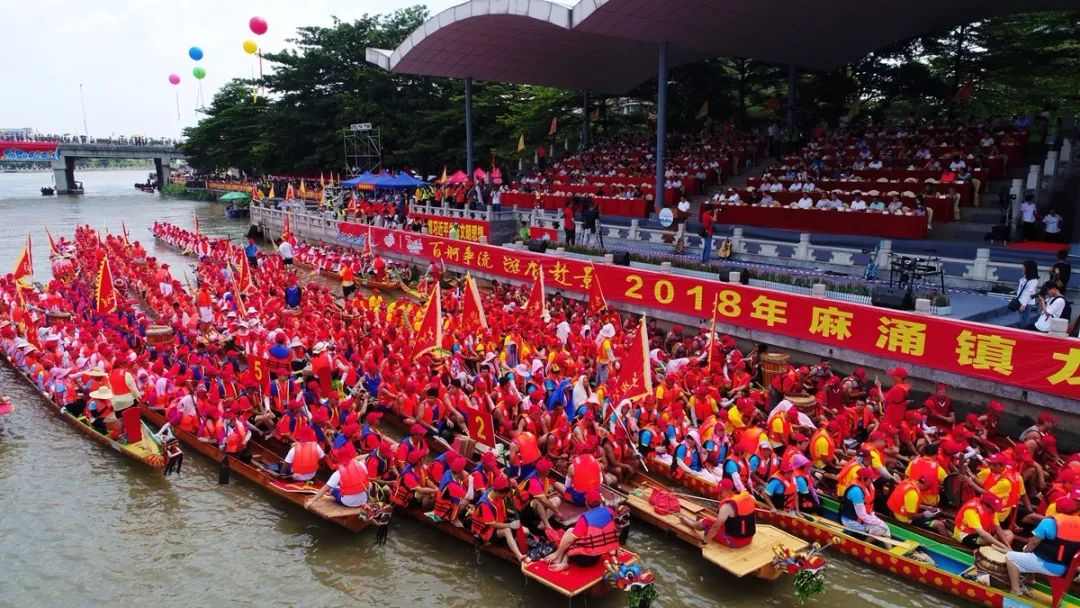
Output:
1031,284,1067,332
726,190,741,203
850,197,867,211
949,157,967,171
797,195,814,209
829,194,844,209
759,193,776,207
815,196,831,210
1043,207,1063,241
887,198,904,213
1020,195,1038,241
868,159,883,169
789,182,804,192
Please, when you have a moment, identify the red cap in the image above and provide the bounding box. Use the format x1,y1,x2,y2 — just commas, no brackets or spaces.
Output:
406,450,423,465
536,458,553,474
492,475,511,491
1039,412,1059,425
585,490,603,506
981,491,1003,511
481,450,497,468
987,453,1011,466
870,430,887,441
366,411,383,423
410,423,426,435
786,408,801,422
450,457,467,474
791,433,808,443
854,367,866,379
716,478,735,494
1057,497,1079,514
887,367,908,379
295,427,317,442
857,467,878,480
987,400,1004,413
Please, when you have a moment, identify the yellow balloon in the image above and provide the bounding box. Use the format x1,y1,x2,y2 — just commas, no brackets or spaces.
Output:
243,40,258,54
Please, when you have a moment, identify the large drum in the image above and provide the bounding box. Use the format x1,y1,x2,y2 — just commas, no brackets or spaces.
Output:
974,546,1008,579
761,352,790,389
145,325,175,346
787,394,815,411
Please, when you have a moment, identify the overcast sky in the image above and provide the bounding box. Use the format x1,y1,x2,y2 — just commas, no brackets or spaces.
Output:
1,0,461,139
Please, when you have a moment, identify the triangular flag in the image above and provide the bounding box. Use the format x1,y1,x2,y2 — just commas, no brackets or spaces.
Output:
460,273,488,331
299,180,307,199
95,258,117,314
549,117,558,136
439,166,448,183
951,78,974,102
525,266,547,318
252,184,263,203
695,100,709,120
320,173,326,190
586,264,608,316
236,250,254,294
517,133,526,153
285,183,295,201
44,226,61,256
613,316,652,401
268,184,276,200
413,284,443,359
11,236,33,286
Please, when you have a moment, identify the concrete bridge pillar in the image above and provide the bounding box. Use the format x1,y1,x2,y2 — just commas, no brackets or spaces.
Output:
155,158,172,189
51,156,77,194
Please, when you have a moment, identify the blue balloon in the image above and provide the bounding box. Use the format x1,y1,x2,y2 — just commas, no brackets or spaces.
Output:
188,46,204,61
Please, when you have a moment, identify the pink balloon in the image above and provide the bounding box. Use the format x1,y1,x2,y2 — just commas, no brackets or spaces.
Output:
168,74,181,85
249,16,268,36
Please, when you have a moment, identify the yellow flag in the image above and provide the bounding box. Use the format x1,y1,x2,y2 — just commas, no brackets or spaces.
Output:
268,184,276,200
517,133,525,153
440,166,447,183
589,109,600,122
696,100,709,120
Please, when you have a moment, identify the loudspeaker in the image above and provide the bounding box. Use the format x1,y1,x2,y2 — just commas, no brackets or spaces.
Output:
527,239,548,253
871,287,915,310
720,267,750,285
612,251,631,266
986,224,1010,242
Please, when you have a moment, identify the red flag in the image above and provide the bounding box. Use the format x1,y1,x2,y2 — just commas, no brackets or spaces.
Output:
586,264,608,317
549,117,558,136
11,235,33,286
282,213,293,242
95,258,117,314
951,78,974,102
252,184,263,203
285,183,296,201
613,316,653,402
44,227,61,256
525,266,547,318
764,95,782,112
460,274,488,331
194,212,200,235
236,251,254,294
413,284,443,359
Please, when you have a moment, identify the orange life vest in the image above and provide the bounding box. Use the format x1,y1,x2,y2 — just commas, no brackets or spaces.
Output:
470,489,508,542
907,457,942,496
224,421,248,454
513,432,541,466
767,473,798,510
722,492,757,542
1034,514,1080,566
836,460,863,498
292,441,321,476
337,459,370,496
809,428,835,466
568,506,621,557
954,498,995,538
887,479,922,521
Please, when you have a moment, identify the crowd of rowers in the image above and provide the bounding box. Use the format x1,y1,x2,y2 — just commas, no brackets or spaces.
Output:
4,222,1077,586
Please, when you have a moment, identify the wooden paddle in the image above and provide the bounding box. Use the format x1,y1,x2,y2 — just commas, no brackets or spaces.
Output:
799,512,912,549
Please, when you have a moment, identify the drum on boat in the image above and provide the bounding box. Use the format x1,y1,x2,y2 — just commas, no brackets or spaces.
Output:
974,546,1008,578
787,394,815,411
45,311,72,326
761,352,790,389
145,325,175,346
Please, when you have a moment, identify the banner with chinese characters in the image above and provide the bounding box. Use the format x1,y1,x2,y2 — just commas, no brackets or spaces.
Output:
408,213,489,243
340,222,1080,400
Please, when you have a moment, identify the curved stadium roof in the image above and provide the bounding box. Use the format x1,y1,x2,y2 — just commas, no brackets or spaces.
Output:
367,0,1080,93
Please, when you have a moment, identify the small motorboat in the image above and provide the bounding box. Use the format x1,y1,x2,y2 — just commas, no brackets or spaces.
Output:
41,186,55,196
224,204,250,219
134,182,157,192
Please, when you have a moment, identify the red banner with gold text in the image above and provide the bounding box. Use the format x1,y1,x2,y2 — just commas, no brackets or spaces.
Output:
340,222,1080,400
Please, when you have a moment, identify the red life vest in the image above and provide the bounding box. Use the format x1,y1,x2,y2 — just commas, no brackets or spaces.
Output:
908,457,942,496
337,459,370,496
954,498,995,538
809,428,835,466
571,454,602,492
470,490,507,542
767,473,798,510
198,418,223,443
109,369,132,397
224,422,248,454
568,506,621,557
390,465,427,507
887,479,922,520
292,441,321,476
432,478,465,521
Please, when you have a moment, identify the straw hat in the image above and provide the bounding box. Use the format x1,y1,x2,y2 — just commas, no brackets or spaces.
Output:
89,387,114,400
83,367,108,378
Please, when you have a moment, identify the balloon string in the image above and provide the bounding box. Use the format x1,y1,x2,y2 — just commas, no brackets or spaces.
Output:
258,50,264,96
176,92,181,121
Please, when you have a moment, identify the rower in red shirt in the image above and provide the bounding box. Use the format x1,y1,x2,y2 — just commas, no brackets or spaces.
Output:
878,366,911,430
922,382,955,426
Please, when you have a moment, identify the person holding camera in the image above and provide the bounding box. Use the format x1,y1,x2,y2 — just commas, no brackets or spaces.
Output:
1029,283,1067,333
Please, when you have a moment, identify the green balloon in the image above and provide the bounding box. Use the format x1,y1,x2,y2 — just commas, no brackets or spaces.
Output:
193,66,206,80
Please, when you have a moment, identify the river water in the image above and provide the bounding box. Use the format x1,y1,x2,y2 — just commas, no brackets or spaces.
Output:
0,169,966,608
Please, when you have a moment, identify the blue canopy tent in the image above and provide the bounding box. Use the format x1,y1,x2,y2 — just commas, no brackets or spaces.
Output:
380,173,428,189
341,171,376,188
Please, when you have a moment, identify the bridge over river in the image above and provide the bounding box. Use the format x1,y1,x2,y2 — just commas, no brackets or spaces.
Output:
0,140,184,194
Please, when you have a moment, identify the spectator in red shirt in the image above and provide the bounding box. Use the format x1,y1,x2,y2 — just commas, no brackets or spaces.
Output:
563,201,576,246
701,209,716,263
